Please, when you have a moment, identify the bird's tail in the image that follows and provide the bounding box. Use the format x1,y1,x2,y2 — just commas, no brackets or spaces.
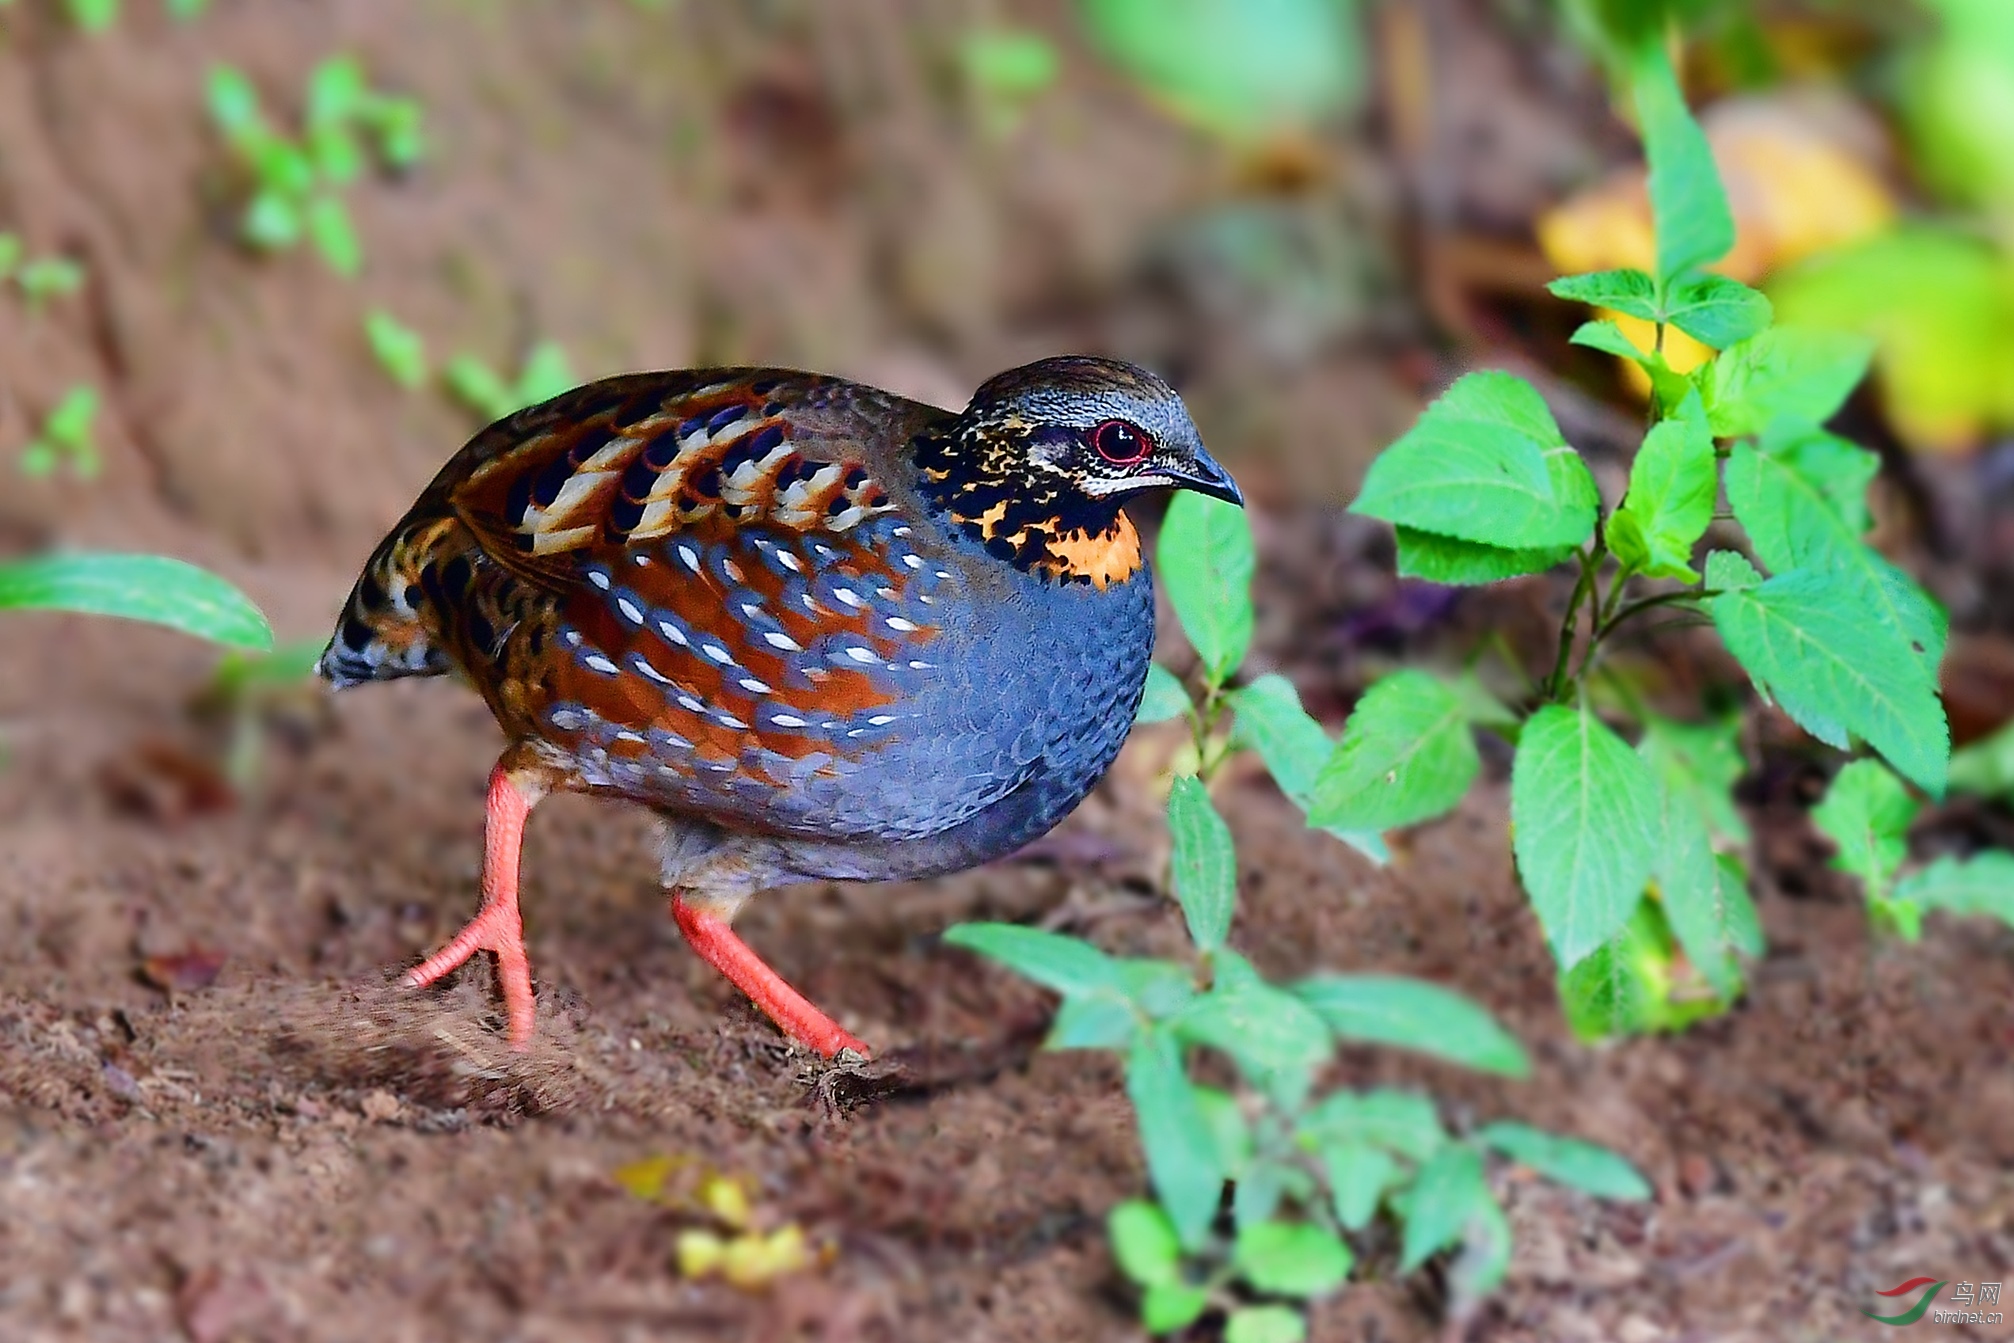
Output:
317,516,460,688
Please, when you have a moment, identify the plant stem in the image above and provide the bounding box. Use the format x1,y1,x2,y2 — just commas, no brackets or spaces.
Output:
1593,587,1714,644
1545,548,1598,702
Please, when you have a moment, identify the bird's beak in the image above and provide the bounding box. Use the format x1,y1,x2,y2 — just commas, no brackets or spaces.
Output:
1166,448,1244,507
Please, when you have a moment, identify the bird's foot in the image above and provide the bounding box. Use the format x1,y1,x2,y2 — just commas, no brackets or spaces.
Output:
670,894,870,1059
406,899,537,1047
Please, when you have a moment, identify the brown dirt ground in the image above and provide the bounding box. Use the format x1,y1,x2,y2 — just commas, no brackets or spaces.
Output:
3,4,2013,1342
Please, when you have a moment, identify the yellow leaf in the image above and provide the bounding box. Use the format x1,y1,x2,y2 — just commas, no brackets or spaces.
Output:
699,1174,752,1230
676,1229,726,1279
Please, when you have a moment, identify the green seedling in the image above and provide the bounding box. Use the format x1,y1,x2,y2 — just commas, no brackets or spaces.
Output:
946,497,1647,1334
444,341,575,423
0,552,270,650
58,0,205,30
1811,758,2014,939
0,234,87,312
1311,34,1969,1038
958,28,1059,136
21,385,101,480
196,637,327,792
364,309,429,389
207,58,423,277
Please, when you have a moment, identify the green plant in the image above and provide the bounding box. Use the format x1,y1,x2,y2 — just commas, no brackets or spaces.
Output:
20,385,101,480
206,58,423,276
444,341,575,423
198,636,326,790
364,309,429,389
1813,758,2014,936
1325,35,1976,1037
0,234,87,312
59,0,207,29
0,553,270,649
958,28,1059,136
945,495,1647,1336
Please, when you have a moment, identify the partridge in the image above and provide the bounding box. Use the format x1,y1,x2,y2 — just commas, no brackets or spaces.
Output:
318,357,1242,1057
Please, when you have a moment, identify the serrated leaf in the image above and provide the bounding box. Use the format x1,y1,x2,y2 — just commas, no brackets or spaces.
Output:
1232,1222,1353,1299
1700,328,1875,437
1158,491,1255,683
1394,528,1572,586
1308,671,1479,833
1291,974,1529,1076
1475,1122,1651,1199
1664,274,1773,348
1895,852,2014,925
1351,372,1597,551
1631,41,1734,284
1609,396,1716,581
1175,973,1332,1100
1167,776,1236,951
1718,854,1764,957
1704,549,1761,591
1558,905,1666,1040
1652,769,1746,1000
0,554,272,650
1126,1028,1223,1250
1639,713,1749,844
1511,702,1664,966
1224,1305,1306,1343
1710,569,1948,795
1398,1145,1491,1273
942,923,1124,996
1811,759,1919,898
1135,663,1192,724
1227,675,1387,861
1548,268,1658,320
1296,1089,1446,1162
1141,1282,1210,1334
1108,1200,1182,1287
1321,1141,1400,1231
1725,422,1945,680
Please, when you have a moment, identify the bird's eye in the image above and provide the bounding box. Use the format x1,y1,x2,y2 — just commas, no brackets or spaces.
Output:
1089,419,1151,465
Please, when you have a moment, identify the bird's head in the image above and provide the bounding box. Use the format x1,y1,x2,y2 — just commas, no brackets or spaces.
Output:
915,356,1243,587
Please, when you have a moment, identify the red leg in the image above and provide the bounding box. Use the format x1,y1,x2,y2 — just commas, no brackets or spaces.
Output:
407,760,544,1047
671,894,870,1058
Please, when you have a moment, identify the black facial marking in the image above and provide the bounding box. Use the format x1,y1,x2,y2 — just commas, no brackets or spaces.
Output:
341,615,373,650
465,609,497,654
440,554,473,594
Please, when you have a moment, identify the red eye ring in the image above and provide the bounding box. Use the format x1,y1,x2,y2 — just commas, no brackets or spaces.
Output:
1089,419,1152,465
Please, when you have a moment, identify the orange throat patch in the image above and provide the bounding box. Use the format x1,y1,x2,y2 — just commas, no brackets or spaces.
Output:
1034,515,1143,589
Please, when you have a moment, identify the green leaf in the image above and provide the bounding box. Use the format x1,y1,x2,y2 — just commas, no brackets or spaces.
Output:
363,309,428,390
515,340,576,407
41,384,99,451
1167,776,1236,951
1230,1158,1287,1231
65,0,118,34
1475,1121,1652,1199
1175,974,1333,1096
1227,675,1390,862
1664,274,1773,349
1558,904,1666,1040
1232,1221,1353,1298
1704,549,1761,592
1548,268,1659,321
1118,957,1200,1020
305,195,362,276
1108,1200,1182,1287
1718,854,1765,957
1320,1141,1400,1231
1950,721,2014,800
1292,974,1529,1076
1725,423,1946,681
1608,394,1716,580
307,122,365,187
1080,0,1364,143
1126,1027,1223,1250
1194,1085,1253,1175
1631,40,1734,284
1141,1282,1210,1335
1895,852,2014,925
1639,713,1750,844
1811,759,1919,898
1296,1089,1445,1163
1710,568,1948,795
1651,771,1745,1000
1308,671,1479,832
1046,994,1136,1051
165,0,208,19
1224,1305,1307,1343
1511,702,1664,966
1351,372,1598,551
1700,328,1875,437
1448,1195,1514,1310
1569,321,1696,407
941,923,1124,997
1135,663,1192,724
1394,528,1572,586
444,354,516,423
207,66,266,140
15,256,85,304
306,56,369,131
0,553,272,650
960,27,1060,98
1157,490,1255,683
1398,1144,1490,1273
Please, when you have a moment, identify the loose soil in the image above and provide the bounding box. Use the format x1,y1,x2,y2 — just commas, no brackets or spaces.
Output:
3,5,2012,1342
